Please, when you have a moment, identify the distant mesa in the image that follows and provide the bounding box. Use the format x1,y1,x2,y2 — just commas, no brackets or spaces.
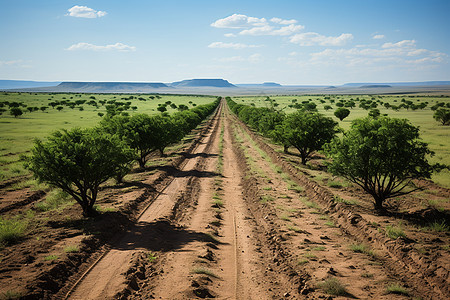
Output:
326,86,336,89
262,82,282,87
170,79,235,88
360,84,391,88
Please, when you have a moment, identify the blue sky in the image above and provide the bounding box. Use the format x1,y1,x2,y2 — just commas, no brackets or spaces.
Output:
1,0,449,85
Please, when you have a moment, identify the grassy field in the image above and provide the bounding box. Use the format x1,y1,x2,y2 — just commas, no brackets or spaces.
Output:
0,92,217,183
232,94,450,187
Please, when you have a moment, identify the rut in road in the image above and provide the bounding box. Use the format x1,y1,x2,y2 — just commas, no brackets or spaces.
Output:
140,105,274,299
66,107,221,300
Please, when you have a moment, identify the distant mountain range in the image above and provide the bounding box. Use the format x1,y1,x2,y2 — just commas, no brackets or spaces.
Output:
0,80,60,89
1,79,449,95
169,79,235,87
343,81,450,87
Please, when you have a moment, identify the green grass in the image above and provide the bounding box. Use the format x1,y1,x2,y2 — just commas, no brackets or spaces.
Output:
310,246,326,251
212,199,224,208
385,224,406,239
0,218,27,247
0,92,217,183
386,283,409,296
280,214,291,221
324,221,336,227
349,243,375,256
0,290,22,299
191,267,219,278
261,195,274,203
263,186,272,191
317,277,348,296
421,220,449,232
64,245,79,253
361,273,374,278
35,189,72,211
44,255,58,261
333,195,357,205
233,94,450,188
297,258,309,265
147,251,157,262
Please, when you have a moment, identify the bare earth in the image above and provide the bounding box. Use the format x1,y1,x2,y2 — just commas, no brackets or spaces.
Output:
0,99,448,299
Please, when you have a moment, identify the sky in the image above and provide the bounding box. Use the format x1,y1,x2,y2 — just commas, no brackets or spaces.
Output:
1,0,449,85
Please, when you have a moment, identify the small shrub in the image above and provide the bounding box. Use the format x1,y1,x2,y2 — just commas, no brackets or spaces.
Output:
297,259,308,265
64,245,79,253
423,220,449,232
212,199,224,208
1,290,22,299
191,267,219,278
317,277,348,296
0,218,26,247
349,243,374,256
386,283,409,296
147,251,157,262
44,255,58,261
385,224,406,239
261,195,274,203
324,221,336,227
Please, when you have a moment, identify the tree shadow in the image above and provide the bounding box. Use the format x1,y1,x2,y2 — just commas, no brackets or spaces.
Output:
181,152,218,159
114,219,225,252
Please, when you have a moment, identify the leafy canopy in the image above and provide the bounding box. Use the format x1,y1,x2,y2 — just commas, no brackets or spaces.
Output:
284,111,338,164
25,128,134,216
326,117,435,209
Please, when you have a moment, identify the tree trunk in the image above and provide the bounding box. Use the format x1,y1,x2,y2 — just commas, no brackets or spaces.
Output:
80,201,97,217
138,156,146,169
159,148,166,157
283,145,289,154
373,196,385,211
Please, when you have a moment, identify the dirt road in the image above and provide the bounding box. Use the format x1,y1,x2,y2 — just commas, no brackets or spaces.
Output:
65,100,444,299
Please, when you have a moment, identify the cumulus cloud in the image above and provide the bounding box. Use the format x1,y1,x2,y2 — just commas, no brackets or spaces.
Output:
239,24,304,36
224,33,237,38
66,42,136,51
382,39,416,48
208,42,261,49
290,32,353,46
270,17,298,25
373,34,385,39
67,6,107,18
306,40,446,66
211,14,267,28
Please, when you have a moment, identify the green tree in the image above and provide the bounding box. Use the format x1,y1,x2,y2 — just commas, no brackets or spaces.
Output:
433,108,450,125
24,128,134,216
326,117,435,210
334,108,350,121
10,107,23,118
368,108,380,118
284,111,338,164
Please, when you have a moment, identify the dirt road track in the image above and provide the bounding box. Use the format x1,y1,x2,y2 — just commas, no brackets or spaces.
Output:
66,106,222,299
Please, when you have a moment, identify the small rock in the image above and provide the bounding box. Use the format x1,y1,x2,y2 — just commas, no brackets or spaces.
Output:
283,292,290,297
320,235,330,240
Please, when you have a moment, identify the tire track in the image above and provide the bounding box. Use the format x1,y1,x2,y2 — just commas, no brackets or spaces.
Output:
65,106,222,300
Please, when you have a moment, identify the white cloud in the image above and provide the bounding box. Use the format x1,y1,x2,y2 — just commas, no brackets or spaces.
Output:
306,41,446,67
290,32,353,46
373,34,385,40
208,42,261,49
224,33,237,38
270,17,297,25
66,42,136,52
211,14,267,28
382,39,416,48
67,6,107,18
240,24,304,36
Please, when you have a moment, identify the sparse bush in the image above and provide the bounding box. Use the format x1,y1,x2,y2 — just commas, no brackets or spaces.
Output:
24,128,135,216
317,278,348,296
